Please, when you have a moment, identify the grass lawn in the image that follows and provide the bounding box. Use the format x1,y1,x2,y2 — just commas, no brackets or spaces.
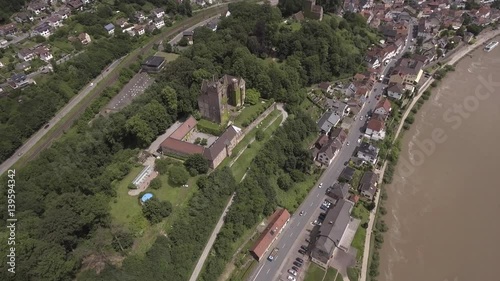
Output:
233,100,272,127
325,267,340,281
109,161,199,256
301,98,323,121
154,51,180,62
347,267,360,281
51,40,74,53
304,263,326,281
351,202,370,260
231,113,283,181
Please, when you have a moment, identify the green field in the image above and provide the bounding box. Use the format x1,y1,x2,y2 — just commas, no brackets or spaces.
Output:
154,51,180,62
231,113,283,181
351,202,370,260
304,263,326,281
233,100,272,127
109,161,199,256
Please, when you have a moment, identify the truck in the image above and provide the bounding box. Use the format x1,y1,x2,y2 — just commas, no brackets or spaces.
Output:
268,247,279,261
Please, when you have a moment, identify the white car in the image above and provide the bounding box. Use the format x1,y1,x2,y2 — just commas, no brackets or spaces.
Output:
288,276,296,281
318,183,323,188
346,141,350,146
288,269,297,276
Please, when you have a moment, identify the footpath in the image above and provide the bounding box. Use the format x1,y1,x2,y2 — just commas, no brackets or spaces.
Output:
188,104,288,281
359,29,500,281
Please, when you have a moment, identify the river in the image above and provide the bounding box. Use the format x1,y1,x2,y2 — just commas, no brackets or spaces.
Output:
379,42,500,281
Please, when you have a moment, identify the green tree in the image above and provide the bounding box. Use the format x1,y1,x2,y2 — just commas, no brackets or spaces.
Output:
155,158,171,174
245,89,261,105
159,86,178,116
277,174,293,191
184,154,209,174
178,37,189,47
255,129,265,141
142,198,173,224
169,165,190,186
149,177,162,190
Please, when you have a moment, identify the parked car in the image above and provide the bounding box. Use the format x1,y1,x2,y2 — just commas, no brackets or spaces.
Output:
288,269,297,276
292,266,300,272
296,257,304,263
293,261,303,267
299,210,305,216
305,238,310,243
318,183,323,188
300,245,308,251
298,249,306,255
287,276,296,281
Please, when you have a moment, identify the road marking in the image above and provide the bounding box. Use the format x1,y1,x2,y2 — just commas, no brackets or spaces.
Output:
297,222,300,227
252,265,265,281
310,202,313,207
266,268,271,275
289,232,294,237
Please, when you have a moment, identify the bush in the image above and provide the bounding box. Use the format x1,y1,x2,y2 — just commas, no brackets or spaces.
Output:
149,177,162,190
200,138,208,146
155,158,172,174
255,129,265,141
142,198,173,224
169,165,190,186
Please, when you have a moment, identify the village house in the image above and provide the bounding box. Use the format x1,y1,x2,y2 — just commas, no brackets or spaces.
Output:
203,125,243,169
134,11,146,22
116,18,128,28
357,142,380,165
0,23,17,36
141,56,165,73
311,199,358,268
206,19,219,31
316,128,347,166
389,58,424,88
153,18,165,29
365,116,386,141
373,97,392,118
78,32,91,45
151,8,165,19
318,82,333,94
326,182,351,201
28,0,49,15
104,23,115,35
359,171,379,200
317,111,342,134
57,8,71,20
18,49,35,62
67,0,84,11
16,61,32,72
9,73,30,89
14,12,34,23
32,22,51,38
249,208,290,261
387,83,405,100
33,45,53,62
303,0,323,21
134,25,145,36
183,31,194,44
47,14,63,28
340,166,356,183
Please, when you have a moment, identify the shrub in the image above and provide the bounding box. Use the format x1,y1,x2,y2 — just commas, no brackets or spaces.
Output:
169,165,190,186
149,178,162,190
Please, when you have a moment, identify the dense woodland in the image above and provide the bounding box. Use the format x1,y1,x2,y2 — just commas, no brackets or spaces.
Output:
0,2,376,280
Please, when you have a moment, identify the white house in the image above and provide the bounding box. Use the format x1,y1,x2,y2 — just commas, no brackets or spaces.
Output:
365,118,386,141
18,49,35,61
154,18,165,29
104,23,115,34
47,14,63,28
373,97,392,118
387,83,405,100
151,8,165,18
134,25,145,36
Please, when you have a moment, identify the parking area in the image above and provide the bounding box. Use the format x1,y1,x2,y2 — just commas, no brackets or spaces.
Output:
105,72,153,112
277,195,333,281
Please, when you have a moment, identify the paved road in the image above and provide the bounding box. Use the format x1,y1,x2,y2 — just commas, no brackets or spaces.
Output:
248,21,415,281
0,56,124,175
0,5,232,175
168,15,220,45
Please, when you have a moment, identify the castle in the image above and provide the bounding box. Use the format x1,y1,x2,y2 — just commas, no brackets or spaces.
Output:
198,75,246,124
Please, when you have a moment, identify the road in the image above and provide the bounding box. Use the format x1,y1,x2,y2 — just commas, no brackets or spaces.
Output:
0,56,124,175
168,15,221,45
189,104,288,281
0,4,232,176
248,21,415,281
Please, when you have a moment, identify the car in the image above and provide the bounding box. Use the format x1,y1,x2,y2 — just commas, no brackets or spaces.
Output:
360,116,363,121
300,245,308,251
318,183,323,188
305,237,310,243
287,276,296,281
298,249,306,255
346,141,350,146
299,210,305,216
292,266,300,272
293,261,303,267
296,257,304,263
288,269,297,276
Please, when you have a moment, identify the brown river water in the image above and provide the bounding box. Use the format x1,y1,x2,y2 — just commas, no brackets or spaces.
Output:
379,43,500,281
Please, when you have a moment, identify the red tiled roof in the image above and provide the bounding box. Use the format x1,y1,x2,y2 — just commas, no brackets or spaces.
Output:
170,116,197,140
376,97,391,112
367,119,385,132
160,137,205,155
250,208,290,261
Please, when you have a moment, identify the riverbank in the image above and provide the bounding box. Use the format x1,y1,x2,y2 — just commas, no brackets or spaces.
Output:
359,28,500,281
